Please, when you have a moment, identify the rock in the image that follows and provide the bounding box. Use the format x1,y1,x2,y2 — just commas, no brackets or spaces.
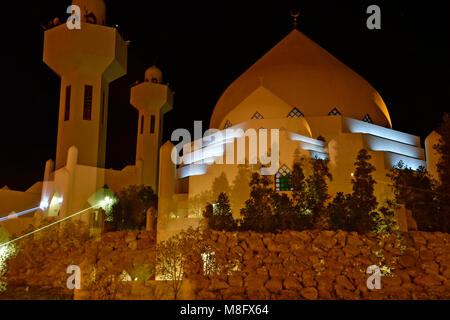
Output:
335,284,360,299
410,232,427,247
228,275,243,288
398,255,416,268
336,275,355,290
197,289,217,300
419,247,435,261
267,242,289,253
300,287,318,300
265,278,283,293
316,275,334,299
283,277,301,290
125,233,136,243
279,290,300,300
414,274,443,287
247,237,265,252
268,264,285,278
421,261,440,275
209,279,229,291
301,270,316,287
245,281,270,299
127,240,138,250
313,232,337,250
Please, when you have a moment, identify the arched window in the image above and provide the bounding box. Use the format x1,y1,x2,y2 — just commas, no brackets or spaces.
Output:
328,108,341,116
223,120,232,129
275,165,293,191
287,107,304,118
362,114,373,123
251,111,264,119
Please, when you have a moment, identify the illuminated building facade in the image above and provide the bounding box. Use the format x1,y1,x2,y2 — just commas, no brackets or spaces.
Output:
0,1,441,241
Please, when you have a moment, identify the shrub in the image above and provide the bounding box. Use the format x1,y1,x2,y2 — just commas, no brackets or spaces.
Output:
203,192,237,231
107,185,157,231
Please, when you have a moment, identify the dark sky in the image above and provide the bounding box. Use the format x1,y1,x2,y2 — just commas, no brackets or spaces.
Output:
0,0,449,191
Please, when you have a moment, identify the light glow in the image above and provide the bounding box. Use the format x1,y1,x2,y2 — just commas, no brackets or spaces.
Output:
40,199,49,210
0,206,40,222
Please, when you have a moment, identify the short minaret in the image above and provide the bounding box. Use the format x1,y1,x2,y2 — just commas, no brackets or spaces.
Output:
43,0,127,170
130,66,173,192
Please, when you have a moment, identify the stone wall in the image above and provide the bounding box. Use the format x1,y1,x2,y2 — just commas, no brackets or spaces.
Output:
7,228,450,299
184,230,450,300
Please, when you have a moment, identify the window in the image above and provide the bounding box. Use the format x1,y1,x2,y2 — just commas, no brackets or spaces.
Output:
275,165,293,191
362,114,373,124
251,111,264,120
328,108,341,116
287,107,304,118
140,116,144,134
64,85,71,121
83,85,93,120
223,120,232,129
150,115,155,134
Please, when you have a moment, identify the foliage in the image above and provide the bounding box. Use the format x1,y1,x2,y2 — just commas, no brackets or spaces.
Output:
188,190,213,217
387,162,439,231
239,173,277,233
328,149,378,233
347,149,378,233
229,165,252,214
0,224,16,292
328,192,352,231
108,185,158,231
304,157,333,226
155,228,198,299
6,218,90,289
203,193,237,231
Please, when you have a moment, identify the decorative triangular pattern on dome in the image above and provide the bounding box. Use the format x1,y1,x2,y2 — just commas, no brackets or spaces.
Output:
275,164,293,191
362,114,373,124
251,111,264,120
223,120,232,129
328,108,341,116
287,107,304,118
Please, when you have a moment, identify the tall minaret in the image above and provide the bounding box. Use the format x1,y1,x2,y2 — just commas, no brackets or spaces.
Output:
43,0,127,169
130,66,173,192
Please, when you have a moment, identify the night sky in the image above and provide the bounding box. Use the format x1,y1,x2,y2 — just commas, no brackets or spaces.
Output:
0,0,449,191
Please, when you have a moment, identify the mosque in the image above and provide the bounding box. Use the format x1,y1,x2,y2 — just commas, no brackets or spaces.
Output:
0,0,442,242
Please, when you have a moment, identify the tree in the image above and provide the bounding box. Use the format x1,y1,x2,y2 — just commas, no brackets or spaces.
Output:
303,157,332,227
435,113,450,232
240,172,276,233
290,161,314,230
108,185,158,231
203,192,237,231
387,162,439,231
155,228,198,300
0,224,15,292
229,165,252,216
347,149,378,233
328,192,352,231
